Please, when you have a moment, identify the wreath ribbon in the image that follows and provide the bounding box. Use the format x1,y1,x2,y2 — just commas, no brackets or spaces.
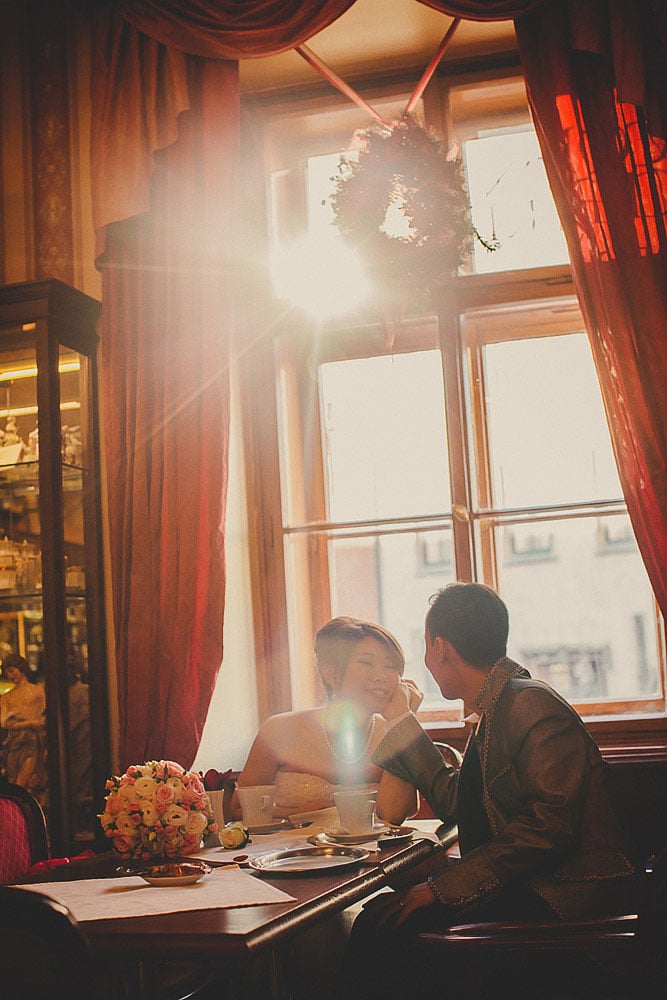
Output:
295,18,461,123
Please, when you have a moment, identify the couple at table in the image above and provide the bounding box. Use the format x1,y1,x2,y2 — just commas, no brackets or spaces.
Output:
234,583,636,997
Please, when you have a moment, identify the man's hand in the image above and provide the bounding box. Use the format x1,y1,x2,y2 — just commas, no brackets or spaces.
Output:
365,881,438,930
382,678,424,721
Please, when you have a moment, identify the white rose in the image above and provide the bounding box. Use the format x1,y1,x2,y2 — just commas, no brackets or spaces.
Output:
184,810,207,837
163,804,189,827
140,801,159,827
219,822,249,849
118,783,138,801
115,812,136,834
134,777,157,800
166,777,185,801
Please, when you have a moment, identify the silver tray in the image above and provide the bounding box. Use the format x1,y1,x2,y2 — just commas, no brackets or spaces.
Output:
248,844,370,874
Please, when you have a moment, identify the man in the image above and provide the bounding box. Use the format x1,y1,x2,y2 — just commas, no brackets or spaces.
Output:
340,583,636,997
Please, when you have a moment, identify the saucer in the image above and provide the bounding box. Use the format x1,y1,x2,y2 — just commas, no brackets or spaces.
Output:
376,825,417,846
321,826,389,845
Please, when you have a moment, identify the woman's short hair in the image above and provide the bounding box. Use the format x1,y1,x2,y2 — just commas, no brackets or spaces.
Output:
1,652,31,678
314,616,405,696
425,582,509,668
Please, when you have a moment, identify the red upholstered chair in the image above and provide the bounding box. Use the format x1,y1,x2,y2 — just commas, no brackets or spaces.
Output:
0,778,49,884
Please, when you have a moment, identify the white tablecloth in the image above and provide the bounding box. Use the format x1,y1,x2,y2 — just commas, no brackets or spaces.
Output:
18,868,295,921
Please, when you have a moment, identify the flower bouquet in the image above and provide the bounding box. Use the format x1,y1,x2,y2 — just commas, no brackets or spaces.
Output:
99,760,218,862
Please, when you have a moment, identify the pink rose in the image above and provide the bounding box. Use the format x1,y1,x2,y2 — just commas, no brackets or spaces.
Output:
182,835,197,855
182,785,200,807
106,794,124,817
155,783,175,806
188,776,205,796
164,761,184,777
112,834,134,855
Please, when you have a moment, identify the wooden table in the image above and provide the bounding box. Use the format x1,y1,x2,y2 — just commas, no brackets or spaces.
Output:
22,821,456,999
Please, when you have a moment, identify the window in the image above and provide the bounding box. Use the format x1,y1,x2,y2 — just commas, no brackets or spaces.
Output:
243,70,665,739
464,307,662,711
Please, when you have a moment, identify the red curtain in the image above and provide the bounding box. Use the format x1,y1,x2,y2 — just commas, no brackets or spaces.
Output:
91,1,364,769
94,47,239,768
514,0,667,618
117,0,357,58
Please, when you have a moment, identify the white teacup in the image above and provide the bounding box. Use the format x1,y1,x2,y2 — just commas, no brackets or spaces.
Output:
237,785,275,828
334,787,377,835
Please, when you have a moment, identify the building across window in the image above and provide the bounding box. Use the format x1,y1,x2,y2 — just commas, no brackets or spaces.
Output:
520,645,611,702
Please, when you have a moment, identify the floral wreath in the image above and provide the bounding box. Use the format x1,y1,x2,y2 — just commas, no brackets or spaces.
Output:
330,115,496,301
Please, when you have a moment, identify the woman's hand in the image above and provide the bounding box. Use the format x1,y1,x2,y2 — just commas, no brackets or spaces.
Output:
381,678,424,722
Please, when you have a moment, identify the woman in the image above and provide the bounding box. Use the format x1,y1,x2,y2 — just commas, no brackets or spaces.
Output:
0,653,47,804
233,617,422,825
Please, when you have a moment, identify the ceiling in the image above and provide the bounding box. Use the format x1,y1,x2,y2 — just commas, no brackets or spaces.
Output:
239,0,517,94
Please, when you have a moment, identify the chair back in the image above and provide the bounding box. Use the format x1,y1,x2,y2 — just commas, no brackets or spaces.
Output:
0,778,49,883
0,886,95,1000
606,759,667,867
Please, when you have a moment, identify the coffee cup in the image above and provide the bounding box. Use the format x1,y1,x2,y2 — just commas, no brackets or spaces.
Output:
236,785,275,828
334,787,377,835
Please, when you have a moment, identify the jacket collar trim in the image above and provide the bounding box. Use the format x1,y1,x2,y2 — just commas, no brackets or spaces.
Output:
475,657,529,716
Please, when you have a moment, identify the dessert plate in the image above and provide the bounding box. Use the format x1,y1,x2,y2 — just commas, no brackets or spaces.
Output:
133,860,212,887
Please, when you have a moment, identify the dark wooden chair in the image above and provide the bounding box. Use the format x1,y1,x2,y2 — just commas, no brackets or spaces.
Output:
0,885,95,1000
0,777,49,883
417,759,667,1000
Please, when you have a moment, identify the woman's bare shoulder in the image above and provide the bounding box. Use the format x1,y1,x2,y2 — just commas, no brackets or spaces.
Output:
258,707,322,738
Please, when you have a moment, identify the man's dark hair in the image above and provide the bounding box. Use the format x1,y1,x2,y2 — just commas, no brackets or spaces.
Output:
425,582,509,668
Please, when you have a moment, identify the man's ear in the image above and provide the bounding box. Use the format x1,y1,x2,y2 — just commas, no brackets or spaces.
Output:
438,637,456,663
432,635,447,663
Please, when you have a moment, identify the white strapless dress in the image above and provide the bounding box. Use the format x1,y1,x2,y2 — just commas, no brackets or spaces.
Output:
273,770,339,813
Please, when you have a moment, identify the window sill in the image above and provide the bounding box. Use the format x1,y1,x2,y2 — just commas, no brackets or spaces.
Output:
422,713,667,761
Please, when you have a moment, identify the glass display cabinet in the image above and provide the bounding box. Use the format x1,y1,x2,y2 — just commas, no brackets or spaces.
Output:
0,279,109,856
